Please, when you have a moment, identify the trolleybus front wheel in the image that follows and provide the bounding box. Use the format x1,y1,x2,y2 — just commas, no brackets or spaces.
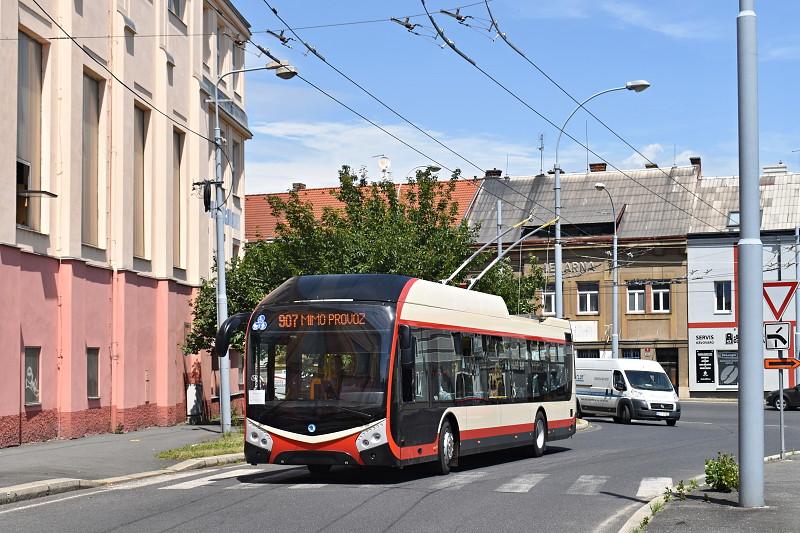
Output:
432,419,457,475
307,464,332,476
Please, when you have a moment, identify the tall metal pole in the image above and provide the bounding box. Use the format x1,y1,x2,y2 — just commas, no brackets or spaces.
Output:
736,0,764,508
611,204,619,359
213,81,232,434
795,226,799,385
497,199,503,258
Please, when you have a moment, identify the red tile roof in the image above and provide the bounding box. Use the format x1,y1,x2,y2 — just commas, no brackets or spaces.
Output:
245,179,482,242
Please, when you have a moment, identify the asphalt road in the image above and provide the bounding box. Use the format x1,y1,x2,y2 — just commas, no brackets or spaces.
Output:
3,402,799,533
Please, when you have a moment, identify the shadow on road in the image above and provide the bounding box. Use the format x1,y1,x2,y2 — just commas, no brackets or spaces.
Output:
235,445,572,487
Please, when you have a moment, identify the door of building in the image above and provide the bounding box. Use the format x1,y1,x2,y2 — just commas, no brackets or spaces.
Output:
656,348,679,389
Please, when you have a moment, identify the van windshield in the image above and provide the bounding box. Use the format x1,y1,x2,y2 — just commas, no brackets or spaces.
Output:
625,370,673,392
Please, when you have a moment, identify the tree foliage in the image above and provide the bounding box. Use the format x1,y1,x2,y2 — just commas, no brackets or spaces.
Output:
184,167,545,354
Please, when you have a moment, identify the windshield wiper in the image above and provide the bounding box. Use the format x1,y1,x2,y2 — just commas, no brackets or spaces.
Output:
316,403,374,421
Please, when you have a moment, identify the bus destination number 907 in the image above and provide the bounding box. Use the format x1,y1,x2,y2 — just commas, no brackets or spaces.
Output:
277,312,367,329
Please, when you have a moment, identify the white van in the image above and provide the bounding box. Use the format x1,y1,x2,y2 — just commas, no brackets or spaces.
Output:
575,359,680,426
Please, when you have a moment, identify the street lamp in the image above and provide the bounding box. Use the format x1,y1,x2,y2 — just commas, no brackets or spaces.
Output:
405,164,442,178
594,182,618,359
552,80,650,319
212,57,296,433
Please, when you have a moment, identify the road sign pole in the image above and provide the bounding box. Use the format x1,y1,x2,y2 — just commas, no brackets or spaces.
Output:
779,367,785,460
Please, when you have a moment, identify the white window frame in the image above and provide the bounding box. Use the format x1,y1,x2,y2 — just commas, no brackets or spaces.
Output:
577,282,599,315
541,284,555,316
714,280,732,314
167,0,185,20
627,283,645,314
652,283,671,313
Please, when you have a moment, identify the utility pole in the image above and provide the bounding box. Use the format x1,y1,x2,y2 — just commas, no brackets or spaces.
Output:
497,199,502,258
795,226,799,385
736,0,764,508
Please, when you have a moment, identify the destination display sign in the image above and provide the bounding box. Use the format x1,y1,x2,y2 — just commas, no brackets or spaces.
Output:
277,312,367,329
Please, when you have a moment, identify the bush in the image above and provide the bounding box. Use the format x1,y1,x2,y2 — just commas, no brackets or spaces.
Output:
705,452,739,492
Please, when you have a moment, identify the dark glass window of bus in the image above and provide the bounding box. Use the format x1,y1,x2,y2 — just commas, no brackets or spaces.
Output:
402,327,572,404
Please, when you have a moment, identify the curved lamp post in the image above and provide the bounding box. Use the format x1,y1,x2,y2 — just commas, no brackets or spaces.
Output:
552,80,650,319
213,56,297,433
594,182,618,359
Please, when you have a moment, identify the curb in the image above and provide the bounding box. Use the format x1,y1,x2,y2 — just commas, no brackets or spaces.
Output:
618,450,800,533
576,418,590,431
0,452,244,506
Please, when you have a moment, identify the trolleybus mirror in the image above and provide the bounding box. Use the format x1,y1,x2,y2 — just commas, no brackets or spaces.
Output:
399,325,412,351
213,312,252,357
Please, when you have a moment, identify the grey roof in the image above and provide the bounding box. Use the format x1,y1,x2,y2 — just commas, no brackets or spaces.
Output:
468,165,700,242
466,166,800,243
689,173,800,234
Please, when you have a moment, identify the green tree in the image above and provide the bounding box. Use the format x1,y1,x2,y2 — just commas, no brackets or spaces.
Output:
184,166,545,354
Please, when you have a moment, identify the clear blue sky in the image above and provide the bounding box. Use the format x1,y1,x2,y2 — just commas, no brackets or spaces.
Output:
234,1,800,193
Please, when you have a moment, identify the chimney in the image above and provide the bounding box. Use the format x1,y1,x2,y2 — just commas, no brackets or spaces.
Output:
762,162,788,176
292,182,306,191
645,162,658,169
689,156,701,177
589,162,607,172
484,168,503,179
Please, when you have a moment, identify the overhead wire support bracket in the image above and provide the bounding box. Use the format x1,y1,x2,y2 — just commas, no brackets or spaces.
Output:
467,217,558,290
442,213,535,285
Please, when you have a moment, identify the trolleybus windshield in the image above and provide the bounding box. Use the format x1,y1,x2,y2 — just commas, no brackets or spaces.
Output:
248,305,394,411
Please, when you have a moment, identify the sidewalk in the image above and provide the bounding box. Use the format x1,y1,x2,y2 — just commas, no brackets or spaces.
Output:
631,454,800,533
0,424,242,504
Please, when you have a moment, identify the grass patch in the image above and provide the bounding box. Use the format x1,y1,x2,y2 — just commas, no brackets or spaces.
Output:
156,430,244,460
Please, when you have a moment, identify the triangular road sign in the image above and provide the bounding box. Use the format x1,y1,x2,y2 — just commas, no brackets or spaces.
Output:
763,281,798,320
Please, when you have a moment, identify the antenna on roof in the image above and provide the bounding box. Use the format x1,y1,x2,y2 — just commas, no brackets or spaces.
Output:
673,144,677,167
537,133,544,177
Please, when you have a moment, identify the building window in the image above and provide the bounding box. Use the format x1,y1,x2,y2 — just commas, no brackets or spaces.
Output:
216,25,225,76
652,283,670,313
715,280,732,313
232,44,242,93
17,31,43,231
24,347,40,405
231,139,241,196
202,7,212,68
82,74,100,246
87,347,99,398
134,106,148,258
541,284,555,315
576,349,600,359
167,0,184,19
622,348,641,359
577,282,599,314
627,283,645,313
172,130,184,268
232,240,240,261
727,211,740,228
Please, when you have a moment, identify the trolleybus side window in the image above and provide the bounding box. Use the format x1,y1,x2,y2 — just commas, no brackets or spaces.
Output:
507,338,528,401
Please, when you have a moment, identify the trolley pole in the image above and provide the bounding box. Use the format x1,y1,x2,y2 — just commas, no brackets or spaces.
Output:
736,0,764,508
795,226,799,385
497,199,503,258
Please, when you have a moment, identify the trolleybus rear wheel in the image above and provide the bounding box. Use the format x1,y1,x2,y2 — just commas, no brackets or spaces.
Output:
531,411,547,458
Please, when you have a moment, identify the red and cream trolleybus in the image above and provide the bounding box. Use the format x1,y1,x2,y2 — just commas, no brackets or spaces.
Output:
221,274,576,475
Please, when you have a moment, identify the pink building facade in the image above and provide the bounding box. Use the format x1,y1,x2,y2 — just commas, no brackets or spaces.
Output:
1,0,250,447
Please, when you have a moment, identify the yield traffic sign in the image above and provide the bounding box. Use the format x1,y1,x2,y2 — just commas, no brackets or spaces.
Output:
764,322,791,350
763,281,798,320
764,358,800,370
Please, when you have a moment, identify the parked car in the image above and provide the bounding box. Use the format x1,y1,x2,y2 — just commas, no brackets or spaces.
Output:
766,385,800,410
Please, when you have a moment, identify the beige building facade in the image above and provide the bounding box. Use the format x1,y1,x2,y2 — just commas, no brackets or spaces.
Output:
1,0,250,446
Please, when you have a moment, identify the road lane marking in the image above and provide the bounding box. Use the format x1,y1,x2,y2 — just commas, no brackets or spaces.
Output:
160,468,261,490
636,477,673,499
592,501,642,533
495,473,548,493
114,470,220,490
430,471,487,491
0,489,110,516
288,483,327,489
566,475,609,495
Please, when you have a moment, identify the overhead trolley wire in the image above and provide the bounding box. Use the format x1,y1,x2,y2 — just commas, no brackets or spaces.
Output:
254,3,598,234
480,1,730,223
418,0,728,234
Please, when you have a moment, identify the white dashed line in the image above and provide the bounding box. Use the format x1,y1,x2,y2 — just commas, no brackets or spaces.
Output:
636,477,673,499
566,475,609,495
495,473,548,493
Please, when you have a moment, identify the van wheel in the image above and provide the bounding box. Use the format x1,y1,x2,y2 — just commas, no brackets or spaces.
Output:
576,402,583,419
619,404,632,425
666,419,677,427
431,419,456,475
531,412,547,458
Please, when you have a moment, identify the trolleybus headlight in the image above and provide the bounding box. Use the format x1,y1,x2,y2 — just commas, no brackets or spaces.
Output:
355,419,387,452
246,419,273,451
